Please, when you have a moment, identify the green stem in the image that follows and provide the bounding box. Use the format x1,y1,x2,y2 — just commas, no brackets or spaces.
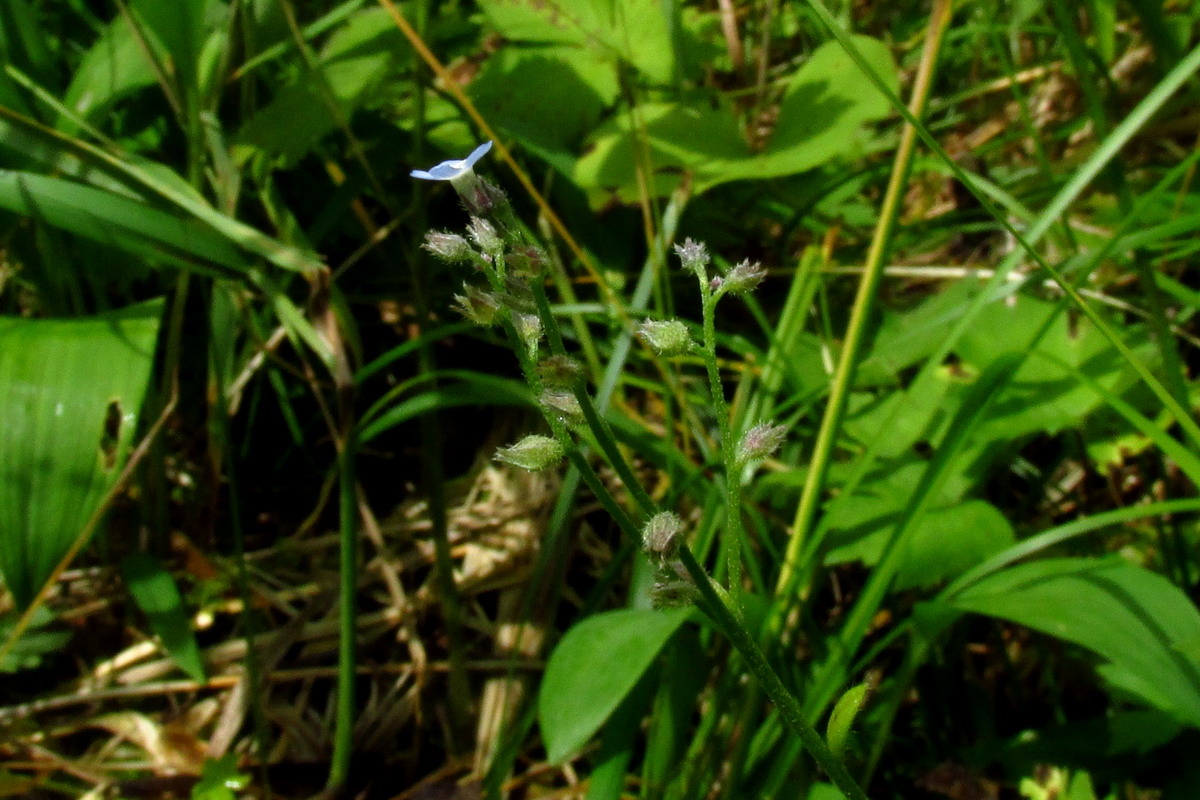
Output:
328,435,357,789
676,548,869,800
698,282,746,612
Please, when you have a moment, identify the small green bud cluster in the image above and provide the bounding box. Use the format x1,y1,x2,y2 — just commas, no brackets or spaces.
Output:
673,238,765,300
720,259,767,295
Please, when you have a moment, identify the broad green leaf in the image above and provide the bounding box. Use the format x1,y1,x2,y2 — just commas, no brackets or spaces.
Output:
0,300,163,608
121,552,206,682
470,46,619,153
959,295,1157,440
570,36,897,201
942,558,1200,726
479,0,675,84
539,608,690,764
827,491,1016,590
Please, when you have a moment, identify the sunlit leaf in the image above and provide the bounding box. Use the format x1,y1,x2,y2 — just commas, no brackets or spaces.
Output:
0,300,162,608
941,558,1200,727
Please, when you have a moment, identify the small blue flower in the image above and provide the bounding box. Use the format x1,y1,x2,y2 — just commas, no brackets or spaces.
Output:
410,141,493,182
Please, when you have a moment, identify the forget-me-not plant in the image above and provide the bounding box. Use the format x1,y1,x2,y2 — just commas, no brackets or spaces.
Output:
409,137,870,800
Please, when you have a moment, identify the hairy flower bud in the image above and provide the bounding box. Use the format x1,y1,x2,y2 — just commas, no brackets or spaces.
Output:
495,435,564,471
507,245,548,275
723,259,766,295
538,355,584,388
453,284,502,326
423,231,474,263
642,511,684,561
638,319,694,356
736,421,787,466
674,237,710,278
468,216,503,255
513,313,542,357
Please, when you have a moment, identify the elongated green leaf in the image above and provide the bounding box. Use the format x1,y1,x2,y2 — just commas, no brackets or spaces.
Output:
0,170,246,275
0,300,163,608
539,608,690,764
121,552,206,682
942,558,1200,727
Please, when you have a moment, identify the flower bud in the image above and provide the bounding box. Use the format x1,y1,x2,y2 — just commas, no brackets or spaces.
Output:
495,435,564,471
468,217,503,255
673,238,710,277
638,319,694,356
539,389,583,426
513,312,542,357
641,511,684,560
507,245,548,275
538,355,584,388
736,421,787,465
423,231,474,263
723,259,766,295
453,284,502,326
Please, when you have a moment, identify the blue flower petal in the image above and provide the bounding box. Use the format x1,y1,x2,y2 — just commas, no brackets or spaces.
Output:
463,140,493,167
410,141,494,182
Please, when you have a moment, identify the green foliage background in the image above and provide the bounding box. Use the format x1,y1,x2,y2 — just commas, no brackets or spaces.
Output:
1,1,1200,798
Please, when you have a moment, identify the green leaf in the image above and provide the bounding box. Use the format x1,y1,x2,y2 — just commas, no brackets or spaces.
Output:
539,608,690,764
478,0,675,84
0,171,247,275
191,754,250,800
60,12,158,131
121,552,206,682
942,558,1200,726
470,45,619,154
129,0,217,89
824,458,1016,591
570,36,898,201
0,300,163,609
